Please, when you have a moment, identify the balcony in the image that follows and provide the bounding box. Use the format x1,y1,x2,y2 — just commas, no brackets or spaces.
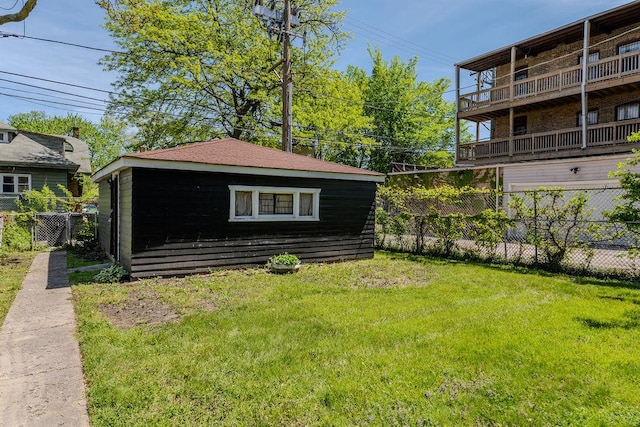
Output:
458,118,640,164
459,50,640,116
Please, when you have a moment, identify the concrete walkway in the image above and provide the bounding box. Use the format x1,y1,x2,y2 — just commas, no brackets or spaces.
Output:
0,251,89,427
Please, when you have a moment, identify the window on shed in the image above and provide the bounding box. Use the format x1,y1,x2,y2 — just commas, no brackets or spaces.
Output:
616,102,640,121
229,186,320,222
234,191,253,216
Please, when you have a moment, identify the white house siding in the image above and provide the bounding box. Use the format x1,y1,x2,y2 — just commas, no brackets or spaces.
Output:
501,155,637,238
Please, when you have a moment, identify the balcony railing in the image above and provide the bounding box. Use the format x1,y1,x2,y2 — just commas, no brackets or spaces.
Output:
457,118,640,162
459,50,640,113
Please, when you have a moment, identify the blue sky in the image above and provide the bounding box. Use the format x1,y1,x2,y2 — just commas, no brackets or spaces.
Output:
0,0,631,124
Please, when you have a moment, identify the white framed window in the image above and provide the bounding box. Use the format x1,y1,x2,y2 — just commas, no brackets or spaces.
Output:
577,110,599,126
229,185,320,222
1,174,31,194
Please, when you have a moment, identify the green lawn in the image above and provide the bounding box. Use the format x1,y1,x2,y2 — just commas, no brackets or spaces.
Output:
0,251,37,326
73,252,640,426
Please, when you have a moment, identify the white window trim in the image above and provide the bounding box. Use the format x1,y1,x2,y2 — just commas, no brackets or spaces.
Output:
0,174,31,194
229,185,321,222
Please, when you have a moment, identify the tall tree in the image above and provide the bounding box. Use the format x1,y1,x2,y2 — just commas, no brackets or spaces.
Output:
350,47,462,173
293,69,374,167
8,111,133,170
0,0,37,25
97,0,347,150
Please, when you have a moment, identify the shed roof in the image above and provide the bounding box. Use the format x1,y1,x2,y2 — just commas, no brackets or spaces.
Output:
458,1,640,72
94,138,386,182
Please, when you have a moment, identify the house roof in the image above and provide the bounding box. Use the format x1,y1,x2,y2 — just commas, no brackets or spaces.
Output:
93,138,386,182
0,120,16,132
20,131,91,174
458,1,640,72
0,134,80,171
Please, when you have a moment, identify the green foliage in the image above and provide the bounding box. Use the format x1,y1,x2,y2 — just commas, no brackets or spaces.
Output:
469,209,512,259
378,184,491,255
98,0,347,150
293,69,375,167
348,47,468,172
1,217,32,251
269,253,300,266
15,185,62,214
67,220,105,262
607,149,640,257
94,264,128,283
8,111,132,170
508,187,601,271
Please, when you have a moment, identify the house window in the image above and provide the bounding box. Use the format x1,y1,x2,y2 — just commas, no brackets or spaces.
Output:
619,41,640,73
579,52,600,80
514,67,529,97
616,102,640,121
0,133,4,142
229,185,321,221
0,174,31,194
577,110,599,126
513,116,527,136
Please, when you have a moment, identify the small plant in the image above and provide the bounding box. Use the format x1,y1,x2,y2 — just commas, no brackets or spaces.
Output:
269,253,300,266
94,264,128,283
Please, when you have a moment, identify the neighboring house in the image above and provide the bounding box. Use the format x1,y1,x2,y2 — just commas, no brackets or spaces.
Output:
92,138,385,278
393,3,640,208
0,122,91,211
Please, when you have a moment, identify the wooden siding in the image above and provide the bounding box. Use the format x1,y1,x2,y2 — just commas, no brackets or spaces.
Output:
0,166,68,197
97,179,111,256
118,169,133,271
129,168,376,277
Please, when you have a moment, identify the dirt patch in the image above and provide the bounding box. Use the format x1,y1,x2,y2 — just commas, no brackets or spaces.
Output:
99,289,181,329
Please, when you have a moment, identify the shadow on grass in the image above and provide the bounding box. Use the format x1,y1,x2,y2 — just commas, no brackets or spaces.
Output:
577,309,640,330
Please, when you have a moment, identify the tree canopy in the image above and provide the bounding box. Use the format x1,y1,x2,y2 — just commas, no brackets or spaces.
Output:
98,0,347,150
349,47,462,173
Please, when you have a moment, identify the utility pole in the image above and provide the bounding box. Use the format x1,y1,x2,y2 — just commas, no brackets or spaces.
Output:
282,0,292,152
253,1,301,153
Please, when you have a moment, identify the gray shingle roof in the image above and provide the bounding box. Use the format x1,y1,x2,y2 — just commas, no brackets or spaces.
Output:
0,134,79,171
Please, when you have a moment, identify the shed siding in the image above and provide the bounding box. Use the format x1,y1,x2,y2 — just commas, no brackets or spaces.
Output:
97,179,111,255
118,169,133,271
129,168,376,278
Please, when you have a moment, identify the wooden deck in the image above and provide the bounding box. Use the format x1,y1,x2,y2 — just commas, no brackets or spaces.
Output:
458,118,640,163
459,50,640,117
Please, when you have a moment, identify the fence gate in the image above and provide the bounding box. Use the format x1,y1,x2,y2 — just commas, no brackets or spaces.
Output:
34,213,97,247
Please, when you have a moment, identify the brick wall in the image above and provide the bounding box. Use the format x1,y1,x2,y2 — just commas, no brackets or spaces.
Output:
493,88,640,138
494,23,640,85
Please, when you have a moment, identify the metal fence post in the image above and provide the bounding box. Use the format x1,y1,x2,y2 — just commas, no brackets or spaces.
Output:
533,190,538,264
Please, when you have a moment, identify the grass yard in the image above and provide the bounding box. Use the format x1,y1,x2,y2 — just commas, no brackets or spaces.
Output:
73,252,640,426
0,251,37,326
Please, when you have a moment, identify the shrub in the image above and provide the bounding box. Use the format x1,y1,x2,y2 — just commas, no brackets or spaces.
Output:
94,264,128,283
269,253,300,266
1,217,31,251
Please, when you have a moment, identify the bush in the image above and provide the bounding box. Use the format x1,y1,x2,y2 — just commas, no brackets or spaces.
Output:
68,220,105,261
2,217,31,251
269,253,300,266
94,264,128,283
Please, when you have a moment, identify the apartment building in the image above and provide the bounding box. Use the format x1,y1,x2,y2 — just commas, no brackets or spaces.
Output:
451,2,640,193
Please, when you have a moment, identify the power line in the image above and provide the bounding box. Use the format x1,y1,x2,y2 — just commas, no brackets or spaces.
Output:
0,31,119,53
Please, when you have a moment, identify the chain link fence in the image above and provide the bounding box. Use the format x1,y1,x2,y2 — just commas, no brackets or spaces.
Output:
0,196,98,250
376,187,639,278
